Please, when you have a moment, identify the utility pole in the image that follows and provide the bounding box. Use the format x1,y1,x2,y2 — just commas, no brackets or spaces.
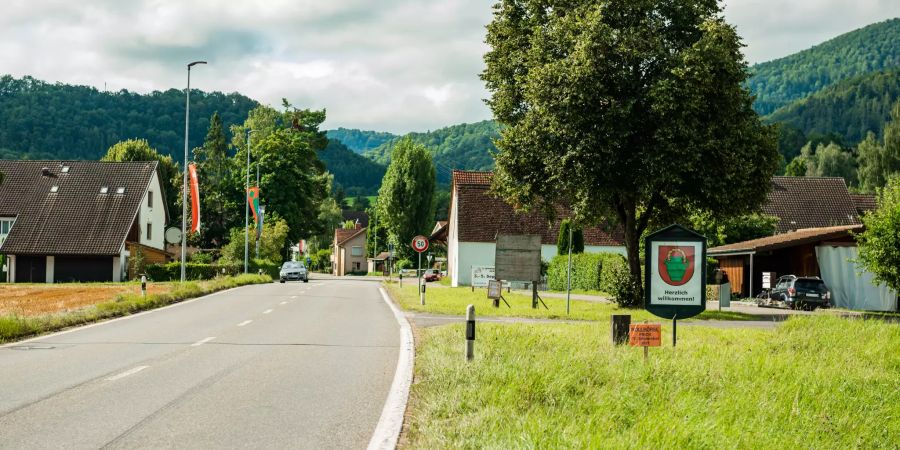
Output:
244,129,254,274
181,60,206,283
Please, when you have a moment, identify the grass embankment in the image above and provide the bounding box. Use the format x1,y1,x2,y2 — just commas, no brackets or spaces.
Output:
406,317,900,448
0,274,270,343
386,282,753,321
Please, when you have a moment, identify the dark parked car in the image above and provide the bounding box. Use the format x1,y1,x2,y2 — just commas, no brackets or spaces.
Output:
759,275,831,310
424,269,441,282
280,261,308,283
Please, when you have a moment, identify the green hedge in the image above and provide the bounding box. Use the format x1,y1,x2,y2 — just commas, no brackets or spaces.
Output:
547,252,628,293
145,260,280,281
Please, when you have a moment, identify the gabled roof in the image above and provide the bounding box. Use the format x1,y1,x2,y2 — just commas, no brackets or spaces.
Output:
369,251,391,261
708,225,861,255
0,160,159,256
764,177,860,233
850,193,877,215
334,227,366,246
451,170,624,246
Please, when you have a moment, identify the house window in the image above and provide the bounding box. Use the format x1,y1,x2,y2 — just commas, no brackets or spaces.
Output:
148,192,154,208
50,185,59,193
0,218,14,242
351,246,363,256
146,223,152,240
100,186,109,194
116,187,126,194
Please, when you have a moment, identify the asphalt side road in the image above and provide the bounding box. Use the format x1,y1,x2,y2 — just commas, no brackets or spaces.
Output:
0,277,399,449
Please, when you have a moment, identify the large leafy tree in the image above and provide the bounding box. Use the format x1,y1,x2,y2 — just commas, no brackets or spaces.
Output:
102,138,180,220
856,176,900,291
482,0,779,302
377,137,436,260
231,105,330,245
801,142,857,186
192,113,236,248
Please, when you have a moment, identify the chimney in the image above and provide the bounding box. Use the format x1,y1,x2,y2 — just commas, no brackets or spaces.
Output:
41,167,52,177
356,221,362,230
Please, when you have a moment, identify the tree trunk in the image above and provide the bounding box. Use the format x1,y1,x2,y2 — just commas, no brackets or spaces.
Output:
618,199,645,306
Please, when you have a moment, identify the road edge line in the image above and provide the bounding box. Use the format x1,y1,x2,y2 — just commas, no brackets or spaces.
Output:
368,286,415,450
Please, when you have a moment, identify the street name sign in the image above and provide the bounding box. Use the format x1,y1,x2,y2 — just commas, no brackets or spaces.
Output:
644,224,707,320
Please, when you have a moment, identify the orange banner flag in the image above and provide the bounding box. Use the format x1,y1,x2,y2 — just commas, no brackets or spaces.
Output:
188,163,201,234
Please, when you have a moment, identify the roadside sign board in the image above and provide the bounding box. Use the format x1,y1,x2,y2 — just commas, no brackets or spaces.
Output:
629,323,662,347
495,234,541,282
411,235,429,253
487,280,502,299
471,266,495,287
644,224,707,320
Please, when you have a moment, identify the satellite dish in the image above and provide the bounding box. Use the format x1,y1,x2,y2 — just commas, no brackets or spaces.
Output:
165,227,183,245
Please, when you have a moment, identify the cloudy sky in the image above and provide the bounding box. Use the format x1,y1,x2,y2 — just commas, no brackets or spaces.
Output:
1,1,898,133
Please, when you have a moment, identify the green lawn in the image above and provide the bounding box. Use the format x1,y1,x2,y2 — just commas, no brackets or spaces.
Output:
405,316,900,448
386,282,753,322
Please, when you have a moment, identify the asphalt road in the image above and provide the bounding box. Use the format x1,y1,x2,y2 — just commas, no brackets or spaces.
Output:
0,277,399,449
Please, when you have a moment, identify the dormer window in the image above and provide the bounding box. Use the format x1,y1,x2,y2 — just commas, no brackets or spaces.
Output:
116,187,126,194
100,186,109,194
50,186,59,193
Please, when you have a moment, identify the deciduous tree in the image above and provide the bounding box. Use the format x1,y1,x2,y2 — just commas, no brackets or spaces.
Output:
856,176,900,291
377,137,436,260
102,138,180,220
482,0,779,303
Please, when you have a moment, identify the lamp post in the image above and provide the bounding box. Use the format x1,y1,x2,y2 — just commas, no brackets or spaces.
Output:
181,60,206,283
255,160,263,260
244,129,257,274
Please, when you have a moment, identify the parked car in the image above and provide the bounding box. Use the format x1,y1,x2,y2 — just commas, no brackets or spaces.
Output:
280,261,308,283
424,269,441,282
758,275,831,310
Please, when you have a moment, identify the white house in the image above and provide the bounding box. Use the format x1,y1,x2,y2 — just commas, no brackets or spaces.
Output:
445,170,626,287
0,160,169,283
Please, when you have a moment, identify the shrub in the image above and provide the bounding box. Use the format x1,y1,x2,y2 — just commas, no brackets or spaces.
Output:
145,260,280,281
547,252,628,293
609,263,642,307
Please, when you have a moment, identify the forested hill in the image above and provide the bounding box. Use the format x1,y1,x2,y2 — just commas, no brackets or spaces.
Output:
748,18,900,116
0,75,258,161
318,139,386,196
325,128,396,154
767,70,900,146
362,120,500,183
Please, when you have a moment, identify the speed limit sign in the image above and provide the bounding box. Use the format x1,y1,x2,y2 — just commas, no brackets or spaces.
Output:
411,235,429,253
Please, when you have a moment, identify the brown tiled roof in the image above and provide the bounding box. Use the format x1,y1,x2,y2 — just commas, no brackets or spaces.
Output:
850,193,877,215
430,222,448,242
763,176,860,233
0,160,158,256
334,227,366,246
369,251,391,261
452,171,624,246
708,225,861,255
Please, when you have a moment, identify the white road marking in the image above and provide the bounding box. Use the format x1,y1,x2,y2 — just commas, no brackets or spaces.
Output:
279,301,288,305
191,337,216,347
263,309,273,314
106,366,149,381
237,320,253,327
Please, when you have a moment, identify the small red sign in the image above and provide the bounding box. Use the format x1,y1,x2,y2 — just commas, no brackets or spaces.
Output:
629,323,662,347
411,235,429,253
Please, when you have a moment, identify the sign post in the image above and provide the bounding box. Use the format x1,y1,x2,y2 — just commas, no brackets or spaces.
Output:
644,224,707,347
411,235,429,305
629,322,662,360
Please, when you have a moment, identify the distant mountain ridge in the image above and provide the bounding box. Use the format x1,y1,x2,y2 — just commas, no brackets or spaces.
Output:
0,75,258,161
747,18,900,116
325,128,396,154
361,120,500,183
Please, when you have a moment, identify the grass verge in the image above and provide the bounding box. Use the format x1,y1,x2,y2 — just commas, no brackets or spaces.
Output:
0,274,270,343
406,317,900,448
386,282,754,322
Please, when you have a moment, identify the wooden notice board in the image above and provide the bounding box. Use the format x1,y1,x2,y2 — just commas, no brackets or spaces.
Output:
629,323,662,347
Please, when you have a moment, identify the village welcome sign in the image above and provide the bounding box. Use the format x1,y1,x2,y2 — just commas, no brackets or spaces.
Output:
644,224,707,319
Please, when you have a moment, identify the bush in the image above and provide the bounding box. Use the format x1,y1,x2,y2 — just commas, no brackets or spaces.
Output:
145,260,280,281
609,264,642,307
547,252,628,293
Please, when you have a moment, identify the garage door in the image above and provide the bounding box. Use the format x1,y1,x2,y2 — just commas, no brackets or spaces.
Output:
15,255,46,283
55,257,113,283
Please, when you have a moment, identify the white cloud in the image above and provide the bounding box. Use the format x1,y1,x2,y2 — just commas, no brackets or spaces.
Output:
0,1,897,132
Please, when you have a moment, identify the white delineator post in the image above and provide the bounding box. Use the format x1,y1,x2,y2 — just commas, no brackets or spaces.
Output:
419,251,425,305
141,275,147,298
465,304,475,361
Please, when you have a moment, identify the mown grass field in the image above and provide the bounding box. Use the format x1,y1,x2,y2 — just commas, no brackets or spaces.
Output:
0,283,175,316
386,282,754,322
405,317,900,448
0,274,270,343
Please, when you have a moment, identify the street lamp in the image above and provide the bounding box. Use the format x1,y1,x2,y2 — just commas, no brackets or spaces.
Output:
181,60,206,283
244,129,258,274
256,204,266,259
